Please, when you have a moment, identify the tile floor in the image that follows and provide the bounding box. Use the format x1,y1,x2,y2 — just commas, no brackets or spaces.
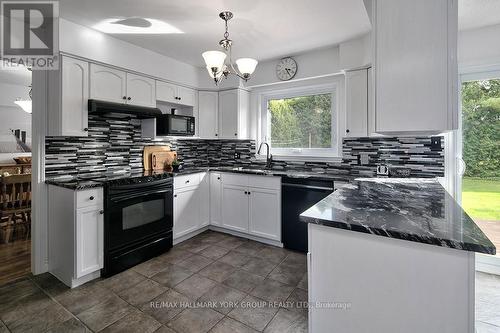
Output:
0,231,308,333
1,230,498,333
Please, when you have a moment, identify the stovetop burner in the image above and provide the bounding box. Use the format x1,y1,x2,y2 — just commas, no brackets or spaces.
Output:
77,169,173,186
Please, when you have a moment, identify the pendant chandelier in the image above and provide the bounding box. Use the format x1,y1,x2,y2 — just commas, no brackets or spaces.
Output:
202,11,258,85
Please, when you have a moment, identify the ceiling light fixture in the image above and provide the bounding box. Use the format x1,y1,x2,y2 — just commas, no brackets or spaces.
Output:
93,17,183,34
202,11,258,85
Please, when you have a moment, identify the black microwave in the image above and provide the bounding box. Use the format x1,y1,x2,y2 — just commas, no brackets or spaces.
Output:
156,114,195,136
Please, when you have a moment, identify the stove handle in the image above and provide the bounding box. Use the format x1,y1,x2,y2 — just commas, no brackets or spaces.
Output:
110,189,172,203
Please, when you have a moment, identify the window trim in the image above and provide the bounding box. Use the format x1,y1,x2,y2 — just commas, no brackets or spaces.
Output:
259,82,341,159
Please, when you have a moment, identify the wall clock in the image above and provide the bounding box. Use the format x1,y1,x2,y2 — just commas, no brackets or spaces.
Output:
276,57,297,81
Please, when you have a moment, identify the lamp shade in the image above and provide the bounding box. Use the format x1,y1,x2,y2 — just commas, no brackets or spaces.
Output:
236,58,258,75
202,51,226,70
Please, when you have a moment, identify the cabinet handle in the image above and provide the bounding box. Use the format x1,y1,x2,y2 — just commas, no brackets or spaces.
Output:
174,194,177,198
215,133,218,137
99,210,104,215
89,196,94,200
122,96,127,100
83,128,88,132
248,191,251,195
346,129,350,133
217,177,220,180
186,180,190,183
244,191,247,195
127,97,131,100
234,133,237,136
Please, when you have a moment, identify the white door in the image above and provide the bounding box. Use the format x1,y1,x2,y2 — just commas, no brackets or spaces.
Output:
198,91,219,138
75,206,103,278
173,187,200,238
199,173,210,227
219,89,239,139
156,81,178,104
221,184,249,232
345,69,368,137
210,173,222,226
61,56,89,136
89,64,127,103
126,73,156,107
177,86,196,107
248,187,281,241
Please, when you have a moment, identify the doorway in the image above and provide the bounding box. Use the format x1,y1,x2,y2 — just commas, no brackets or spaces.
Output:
0,66,33,285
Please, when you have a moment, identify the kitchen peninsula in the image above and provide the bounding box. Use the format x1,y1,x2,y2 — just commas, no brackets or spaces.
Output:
301,178,496,333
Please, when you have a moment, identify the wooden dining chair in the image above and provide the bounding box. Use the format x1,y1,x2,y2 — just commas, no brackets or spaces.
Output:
0,174,31,243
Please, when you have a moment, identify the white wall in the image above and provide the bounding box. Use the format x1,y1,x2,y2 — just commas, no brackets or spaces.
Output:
458,23,500,73
0,82,31,163
59,19,200,88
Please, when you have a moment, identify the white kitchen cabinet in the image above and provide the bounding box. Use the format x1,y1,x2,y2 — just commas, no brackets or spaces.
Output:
221,184,249,233
156,80,196,107
219,88,250,139
126,73,156,107
48,186,104,288
75,206,104,278
198,91,219,138
199,173,210,227
210,172,222,226
345,68,368,137
248,187,281,241
219,173,281,241
173,187,200,238
90,64,127,104
373,0,458,133
90,64,156,107
47,56,89,137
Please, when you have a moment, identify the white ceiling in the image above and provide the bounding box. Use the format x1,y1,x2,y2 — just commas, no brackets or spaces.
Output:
59,0,372,67
459,0,500,31
59,0,500,67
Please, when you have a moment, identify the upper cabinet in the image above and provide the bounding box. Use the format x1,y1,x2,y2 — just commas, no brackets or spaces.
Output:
126,74,156,107
219,88,249,139
89,64,127,104
373,0,458,134
198,91,219,139
156,81,196,107
345,68,369,137
47,56,89,137
90,64,156,107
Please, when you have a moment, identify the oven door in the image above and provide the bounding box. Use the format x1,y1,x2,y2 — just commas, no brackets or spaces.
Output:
106,180,173,251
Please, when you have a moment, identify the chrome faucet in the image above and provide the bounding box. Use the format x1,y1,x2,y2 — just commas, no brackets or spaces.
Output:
258,142,273,168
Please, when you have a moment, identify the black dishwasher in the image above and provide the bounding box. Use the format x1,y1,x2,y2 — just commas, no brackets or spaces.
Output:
282,177,334,253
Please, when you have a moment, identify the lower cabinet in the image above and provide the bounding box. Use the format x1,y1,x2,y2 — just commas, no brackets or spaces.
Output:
221,184,250,233
75,206,104,278
209,173,222,226
48,186,104,288
219,173,281,242
173,186,200,239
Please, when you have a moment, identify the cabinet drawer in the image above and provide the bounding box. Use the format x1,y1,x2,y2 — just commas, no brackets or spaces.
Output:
221,173,248,187
248,175,281,190
174,173,201,189
76,188,103,208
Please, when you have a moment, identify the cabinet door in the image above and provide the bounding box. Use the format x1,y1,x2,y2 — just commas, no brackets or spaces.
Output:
60,56,89,136
345,69,368,137
173,187,200,239
221,184,249,232
90,64,127,104
177,86,196,107
198,91,219,138
126,73,156,107
374,0,456,133
156,81,178,104
219,89,239,139
199,173,210,227
249,188,281,241
75,206,103,278
210,172,222,226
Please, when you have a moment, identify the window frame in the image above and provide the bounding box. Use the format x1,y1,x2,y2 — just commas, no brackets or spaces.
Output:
259,82,341,159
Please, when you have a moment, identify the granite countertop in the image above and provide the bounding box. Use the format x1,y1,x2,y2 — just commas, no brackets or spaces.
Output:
45,178,104,190
300,178,496,255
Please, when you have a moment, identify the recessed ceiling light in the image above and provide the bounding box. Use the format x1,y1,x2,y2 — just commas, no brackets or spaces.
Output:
93,17,183,34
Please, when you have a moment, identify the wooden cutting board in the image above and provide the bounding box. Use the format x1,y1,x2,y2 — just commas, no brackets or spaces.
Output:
143,145,170,170
152,151,177,170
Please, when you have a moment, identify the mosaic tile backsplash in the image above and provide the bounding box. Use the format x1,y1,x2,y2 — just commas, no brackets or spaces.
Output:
45,114,444,179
